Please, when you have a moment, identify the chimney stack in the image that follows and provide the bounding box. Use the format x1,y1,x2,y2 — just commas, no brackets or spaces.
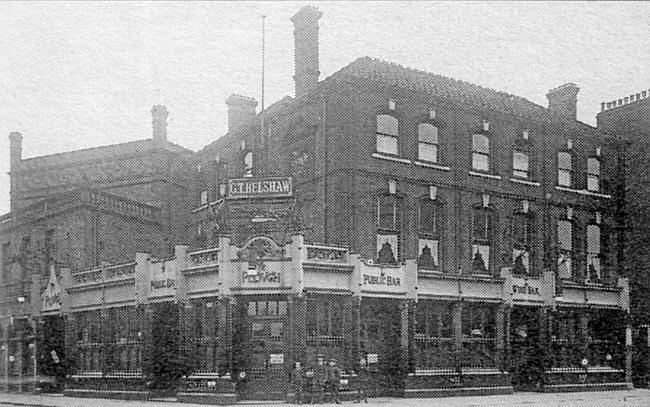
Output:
291,5,322,98
9,132,23,169
226,94,258,133
546,83,579,121
151,105,168,142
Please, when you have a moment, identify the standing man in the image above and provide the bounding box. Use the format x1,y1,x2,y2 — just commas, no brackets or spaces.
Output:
354,358,368,403
326,358,341,404
290,361,305,404
312,355,327,404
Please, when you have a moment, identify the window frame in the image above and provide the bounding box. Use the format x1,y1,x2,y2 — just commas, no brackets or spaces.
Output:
472,207,494,274
557,218,573,279
376,114,399,155
472,133,490,172
376,194,402,264
586,223,602,281
418,123,439,163
512,212,534,276
418,199,442,270
243,151,254,177
587,157,601,192
557,151,573,187
512,150,530,179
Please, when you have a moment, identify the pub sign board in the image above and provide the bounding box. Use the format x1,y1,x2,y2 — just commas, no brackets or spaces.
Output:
228,177,292,199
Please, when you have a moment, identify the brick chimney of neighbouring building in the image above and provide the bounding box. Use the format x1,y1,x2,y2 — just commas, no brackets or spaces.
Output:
151,105,168,141
226,94,258,133
291,5,322,98
9,131,22,169
547,83,579,121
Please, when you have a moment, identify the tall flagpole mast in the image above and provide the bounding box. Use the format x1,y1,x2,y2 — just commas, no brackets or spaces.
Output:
261,15,266,111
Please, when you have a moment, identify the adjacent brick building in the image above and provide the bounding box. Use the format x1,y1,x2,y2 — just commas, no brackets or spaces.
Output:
598,91,650,386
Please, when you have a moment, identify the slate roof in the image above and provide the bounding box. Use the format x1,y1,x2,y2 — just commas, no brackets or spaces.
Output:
323,56,553,120
19,138,192,170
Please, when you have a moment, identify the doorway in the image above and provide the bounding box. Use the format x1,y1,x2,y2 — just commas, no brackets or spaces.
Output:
237,298,289,400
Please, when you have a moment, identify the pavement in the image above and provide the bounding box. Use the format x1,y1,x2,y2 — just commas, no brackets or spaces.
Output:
0,390,649,407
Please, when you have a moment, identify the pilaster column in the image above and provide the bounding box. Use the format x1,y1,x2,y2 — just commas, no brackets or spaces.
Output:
289,294,306,368
1,323,8,392
579,311,590,361
218,297,232,375
139,304,153,378
16,327,23,392
345,296,360,372
400,300,414,373
495,303,506,371
452,302,463,372
625,323,633,386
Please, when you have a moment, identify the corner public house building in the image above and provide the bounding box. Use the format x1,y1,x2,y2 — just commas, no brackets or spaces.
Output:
0,5,636,403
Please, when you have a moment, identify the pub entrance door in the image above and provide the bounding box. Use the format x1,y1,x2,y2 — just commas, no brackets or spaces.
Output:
510,306,545,391
237,298,289,400
359,298,403,395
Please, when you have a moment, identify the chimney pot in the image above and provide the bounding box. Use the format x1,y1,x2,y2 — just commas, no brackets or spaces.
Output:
291,5,323,98
151,105,168,141
226,94,258,133
546,83,579,121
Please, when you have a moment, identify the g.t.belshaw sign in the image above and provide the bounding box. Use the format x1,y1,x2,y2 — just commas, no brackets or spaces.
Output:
228,177,292,199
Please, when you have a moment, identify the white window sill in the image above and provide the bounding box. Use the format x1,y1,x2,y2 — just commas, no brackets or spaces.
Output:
509,178,541,187
583,190,612,198
469,171,501,180
372,152,411,164
555,186,611,199
414,161,451,171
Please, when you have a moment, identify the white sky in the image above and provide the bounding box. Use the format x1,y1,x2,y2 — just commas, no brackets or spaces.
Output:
0,1,648,214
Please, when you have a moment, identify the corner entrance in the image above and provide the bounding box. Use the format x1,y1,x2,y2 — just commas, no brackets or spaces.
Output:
235,297,289,400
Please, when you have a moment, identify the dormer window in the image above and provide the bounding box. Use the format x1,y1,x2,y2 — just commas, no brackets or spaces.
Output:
418,123,439,163
587,157,600,192
472,134,490,172
376,114,399,155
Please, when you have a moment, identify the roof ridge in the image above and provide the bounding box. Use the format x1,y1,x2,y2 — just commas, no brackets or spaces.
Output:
329,56,550,118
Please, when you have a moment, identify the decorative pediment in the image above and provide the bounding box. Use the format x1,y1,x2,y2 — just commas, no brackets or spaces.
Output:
236,236,286,267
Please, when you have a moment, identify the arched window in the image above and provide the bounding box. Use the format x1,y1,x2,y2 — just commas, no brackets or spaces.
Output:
243,151,253,177
472,134,490,171
587,157,600,192
418,123,439,163
376,115,399,155
586,224,601,281
558,151,572,187
472,208,493,274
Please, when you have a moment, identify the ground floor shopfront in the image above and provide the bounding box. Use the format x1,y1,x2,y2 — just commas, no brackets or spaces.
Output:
0,234,632,403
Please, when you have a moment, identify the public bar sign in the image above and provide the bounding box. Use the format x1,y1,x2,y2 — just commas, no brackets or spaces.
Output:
228,177,292,199
360,263,406,294
511,277,542,302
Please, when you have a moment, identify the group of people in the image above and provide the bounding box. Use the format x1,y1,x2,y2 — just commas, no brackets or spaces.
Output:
290,356,370,404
